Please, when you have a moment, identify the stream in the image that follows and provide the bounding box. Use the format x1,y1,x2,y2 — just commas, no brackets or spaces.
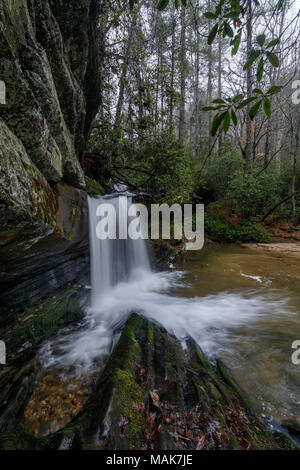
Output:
174,245,300,432
36,195,300,437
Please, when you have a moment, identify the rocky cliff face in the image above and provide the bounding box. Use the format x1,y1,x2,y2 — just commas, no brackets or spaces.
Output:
0,0,101,319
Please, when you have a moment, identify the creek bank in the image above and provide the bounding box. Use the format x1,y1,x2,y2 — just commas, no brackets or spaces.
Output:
242,242,300,258
0,313,294,450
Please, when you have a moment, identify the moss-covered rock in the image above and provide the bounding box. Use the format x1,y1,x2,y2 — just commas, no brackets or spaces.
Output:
1,284,85,359
84,177,105,196
0,119,58,244
0,314,289,450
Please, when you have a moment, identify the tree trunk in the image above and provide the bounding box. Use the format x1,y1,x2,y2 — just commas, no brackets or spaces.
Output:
244,0,253,170
194,32,200,159
292,119,300,223
217,34,223,154
178,6,186,141
169,11,176,132
114,11,138,129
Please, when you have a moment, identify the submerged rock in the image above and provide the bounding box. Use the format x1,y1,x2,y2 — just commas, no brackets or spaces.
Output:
0,314,291,450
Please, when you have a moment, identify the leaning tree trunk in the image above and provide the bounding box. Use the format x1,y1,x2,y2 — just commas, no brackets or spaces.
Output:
206,0,213,137
292,118,300,223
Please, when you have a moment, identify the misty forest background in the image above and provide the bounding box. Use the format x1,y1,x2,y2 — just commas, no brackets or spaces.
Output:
84,0,300,244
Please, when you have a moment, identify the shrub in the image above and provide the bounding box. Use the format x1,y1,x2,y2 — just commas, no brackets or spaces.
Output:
199,150,244,200
205,206,273,243
224,169,281,218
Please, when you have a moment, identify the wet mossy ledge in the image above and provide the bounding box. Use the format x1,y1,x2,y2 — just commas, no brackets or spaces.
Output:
0,283,87,361
0,313,294,450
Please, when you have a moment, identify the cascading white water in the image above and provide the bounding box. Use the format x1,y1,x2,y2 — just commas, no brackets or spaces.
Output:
88,194,151,308
40,189,296,378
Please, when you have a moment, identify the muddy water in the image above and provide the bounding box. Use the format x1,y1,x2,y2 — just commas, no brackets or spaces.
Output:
174,245,300,431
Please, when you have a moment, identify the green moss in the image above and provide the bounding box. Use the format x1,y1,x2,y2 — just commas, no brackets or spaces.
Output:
147,321,154,365
274,432,300,450
85,177,105,196
217,361,250,408
112,368,145,449
194,342,216,376
163,332,182,367
66,232,74,241
213,400,227,425
3,286,81,356
147,321,154,347
37,200,57,227
71,206,77,223
107,313,143,372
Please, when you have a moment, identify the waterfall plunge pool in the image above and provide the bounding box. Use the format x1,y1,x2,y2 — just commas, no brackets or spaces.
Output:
38,195,300,437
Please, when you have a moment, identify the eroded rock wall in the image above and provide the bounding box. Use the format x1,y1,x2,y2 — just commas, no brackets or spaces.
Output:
0,0,101,319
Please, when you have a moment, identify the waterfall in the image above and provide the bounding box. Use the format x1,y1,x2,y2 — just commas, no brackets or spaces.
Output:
41,191,288,375
88,193,151,308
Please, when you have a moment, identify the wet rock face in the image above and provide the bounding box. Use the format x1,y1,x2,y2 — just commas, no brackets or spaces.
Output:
0,1,101,319
0,0,100,234
0,182,89,320
0,0,100,187
0,119,57,246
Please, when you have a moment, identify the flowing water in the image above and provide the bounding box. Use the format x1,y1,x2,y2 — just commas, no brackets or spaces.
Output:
174,246,300,431
40,193,300,433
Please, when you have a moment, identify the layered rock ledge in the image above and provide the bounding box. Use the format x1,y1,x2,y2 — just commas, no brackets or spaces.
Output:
0,0,102,322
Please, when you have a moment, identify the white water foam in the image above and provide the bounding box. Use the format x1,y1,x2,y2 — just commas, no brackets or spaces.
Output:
40,194,292,375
